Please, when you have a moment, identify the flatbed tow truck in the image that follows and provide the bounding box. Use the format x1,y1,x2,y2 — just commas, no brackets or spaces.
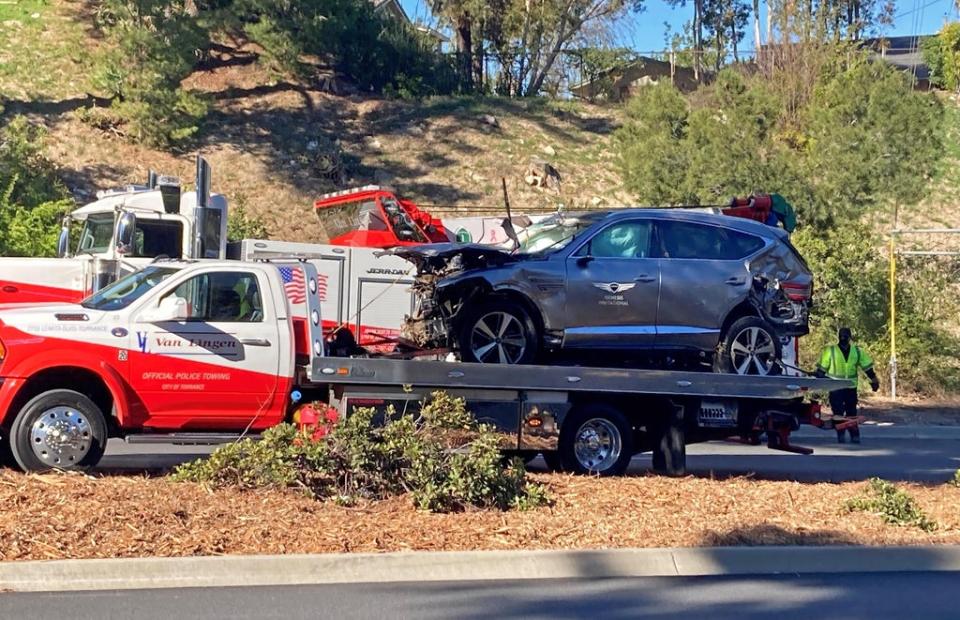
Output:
0,260,844,476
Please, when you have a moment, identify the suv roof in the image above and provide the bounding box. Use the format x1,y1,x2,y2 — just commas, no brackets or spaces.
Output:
598,208,789,240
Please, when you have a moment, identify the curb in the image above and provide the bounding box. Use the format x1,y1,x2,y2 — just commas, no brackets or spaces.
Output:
2,546,959,592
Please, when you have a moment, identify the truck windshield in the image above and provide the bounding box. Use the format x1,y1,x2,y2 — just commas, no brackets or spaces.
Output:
76,215,115,254
81,266,179,311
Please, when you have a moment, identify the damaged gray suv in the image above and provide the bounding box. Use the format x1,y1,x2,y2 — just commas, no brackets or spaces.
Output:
394,209,812,375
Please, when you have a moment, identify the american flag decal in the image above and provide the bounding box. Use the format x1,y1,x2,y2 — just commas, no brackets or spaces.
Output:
279,266,306,304
316,273,328,302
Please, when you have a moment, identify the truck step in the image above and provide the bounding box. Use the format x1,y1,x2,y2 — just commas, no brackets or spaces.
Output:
124,433,259,446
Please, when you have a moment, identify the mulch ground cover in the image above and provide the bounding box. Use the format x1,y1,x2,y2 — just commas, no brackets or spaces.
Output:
2,471,958,561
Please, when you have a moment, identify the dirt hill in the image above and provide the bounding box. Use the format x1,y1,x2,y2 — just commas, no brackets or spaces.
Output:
0,1,627,243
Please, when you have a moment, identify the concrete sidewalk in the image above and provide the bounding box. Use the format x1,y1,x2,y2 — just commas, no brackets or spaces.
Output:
794,424,960,440
2,546,959,592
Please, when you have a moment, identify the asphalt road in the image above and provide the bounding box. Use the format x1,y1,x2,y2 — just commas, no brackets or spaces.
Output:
96,432,960,482
2,572,958,619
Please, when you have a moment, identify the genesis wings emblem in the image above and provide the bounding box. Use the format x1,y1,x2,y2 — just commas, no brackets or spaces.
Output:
592,282,636,294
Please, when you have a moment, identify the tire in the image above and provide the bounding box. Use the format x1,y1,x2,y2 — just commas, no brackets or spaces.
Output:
457,299,538,365
559,404,634,476
8,390,108,472
650,405,686,477
715,316,783,376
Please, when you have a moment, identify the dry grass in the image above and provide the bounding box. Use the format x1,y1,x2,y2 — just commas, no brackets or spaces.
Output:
2,470,958,562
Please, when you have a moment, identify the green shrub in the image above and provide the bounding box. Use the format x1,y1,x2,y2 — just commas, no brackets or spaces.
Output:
172,392,548,512
951,470,960,488
615,52,944,229
845,478,937,531
793,224,960,395
921,23,960,92
226,202,269,242
0,116,73,257
91,0,208,147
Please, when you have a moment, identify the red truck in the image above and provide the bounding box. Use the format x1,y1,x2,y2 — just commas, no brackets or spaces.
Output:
0,259,841,475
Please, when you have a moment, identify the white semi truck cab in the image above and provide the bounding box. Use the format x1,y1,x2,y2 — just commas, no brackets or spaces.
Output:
0,157,227,304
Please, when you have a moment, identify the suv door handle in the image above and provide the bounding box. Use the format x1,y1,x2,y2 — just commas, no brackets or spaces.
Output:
725,277,746,285
239,337,272,347
634,275,656,283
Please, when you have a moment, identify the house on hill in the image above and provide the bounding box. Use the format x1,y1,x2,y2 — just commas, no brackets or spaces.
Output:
370,0,448,50
862,35,934,89
568,56,700,102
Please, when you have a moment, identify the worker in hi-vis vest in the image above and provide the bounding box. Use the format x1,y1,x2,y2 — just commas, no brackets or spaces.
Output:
815,327,880,444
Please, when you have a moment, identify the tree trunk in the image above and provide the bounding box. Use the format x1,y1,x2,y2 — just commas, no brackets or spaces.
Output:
694,0,703,81
732,20,739,63
455,15,474,92
765,0,772,43
753,0,762,59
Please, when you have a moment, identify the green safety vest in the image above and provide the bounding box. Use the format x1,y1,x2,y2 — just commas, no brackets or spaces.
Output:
817,345,874,387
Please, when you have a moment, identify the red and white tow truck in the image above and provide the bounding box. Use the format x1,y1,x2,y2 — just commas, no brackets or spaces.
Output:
0,258,842,475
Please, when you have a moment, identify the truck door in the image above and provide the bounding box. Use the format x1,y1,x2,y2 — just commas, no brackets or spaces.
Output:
130,268,282,430
563,219,659,348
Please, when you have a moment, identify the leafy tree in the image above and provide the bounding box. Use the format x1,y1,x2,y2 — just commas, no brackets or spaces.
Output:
616,52,943,228
921,22,960,93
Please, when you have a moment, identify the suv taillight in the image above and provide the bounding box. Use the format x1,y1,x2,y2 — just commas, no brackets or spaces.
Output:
781,281,811,302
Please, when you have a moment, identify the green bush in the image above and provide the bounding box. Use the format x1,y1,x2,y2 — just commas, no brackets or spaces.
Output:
793,224,960,395
845,478,937,531
172,392,548,512
921,23,960,92
0,116,73,257
615,52,944,228
952,470,960,488
226,202,269,242
91,0,209,147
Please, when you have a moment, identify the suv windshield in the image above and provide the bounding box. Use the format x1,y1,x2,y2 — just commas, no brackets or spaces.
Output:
81,266,179,311
518,219,592,254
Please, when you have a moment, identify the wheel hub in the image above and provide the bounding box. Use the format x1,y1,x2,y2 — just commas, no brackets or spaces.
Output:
573,418,622,472
470,311,527,364
729,326,777,376
30,407,92,466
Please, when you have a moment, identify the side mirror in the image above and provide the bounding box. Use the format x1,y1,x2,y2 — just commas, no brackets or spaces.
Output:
143,296,188,323
116,212,136,256
576,255,594,268
56,225,70,258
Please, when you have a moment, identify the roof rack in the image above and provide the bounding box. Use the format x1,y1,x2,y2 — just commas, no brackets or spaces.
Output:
315,185,393,202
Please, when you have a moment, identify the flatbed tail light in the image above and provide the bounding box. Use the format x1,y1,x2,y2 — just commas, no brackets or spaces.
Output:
0,338,5,361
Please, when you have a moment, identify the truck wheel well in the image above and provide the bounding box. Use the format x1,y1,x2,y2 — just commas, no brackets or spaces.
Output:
6,368,116,434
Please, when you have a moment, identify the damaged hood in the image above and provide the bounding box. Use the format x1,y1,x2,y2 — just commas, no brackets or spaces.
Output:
381,243,517,274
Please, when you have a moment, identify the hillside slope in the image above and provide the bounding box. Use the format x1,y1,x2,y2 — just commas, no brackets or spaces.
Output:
0,1,626,243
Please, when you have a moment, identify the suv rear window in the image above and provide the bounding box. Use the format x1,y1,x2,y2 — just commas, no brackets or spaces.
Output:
656,221,765,260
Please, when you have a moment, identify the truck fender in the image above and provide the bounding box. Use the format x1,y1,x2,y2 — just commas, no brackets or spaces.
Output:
1,352,132,427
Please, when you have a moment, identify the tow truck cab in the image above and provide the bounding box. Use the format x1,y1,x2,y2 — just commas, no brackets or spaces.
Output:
0,157,227,305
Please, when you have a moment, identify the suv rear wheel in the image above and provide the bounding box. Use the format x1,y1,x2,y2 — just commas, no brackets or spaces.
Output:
457,299,538,364
716,316,782,376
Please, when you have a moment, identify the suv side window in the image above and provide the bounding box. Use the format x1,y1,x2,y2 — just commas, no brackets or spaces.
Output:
165,271,264,322
656,221,764,260
578,220,653,258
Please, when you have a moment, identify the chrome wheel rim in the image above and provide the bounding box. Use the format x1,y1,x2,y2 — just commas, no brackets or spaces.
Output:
470,311,527,364
30,407,93,467
730,326,777,375
573,418,622,472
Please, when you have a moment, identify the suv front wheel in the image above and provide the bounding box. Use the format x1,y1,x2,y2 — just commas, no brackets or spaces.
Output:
716,316,782,376
457,299,538,364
